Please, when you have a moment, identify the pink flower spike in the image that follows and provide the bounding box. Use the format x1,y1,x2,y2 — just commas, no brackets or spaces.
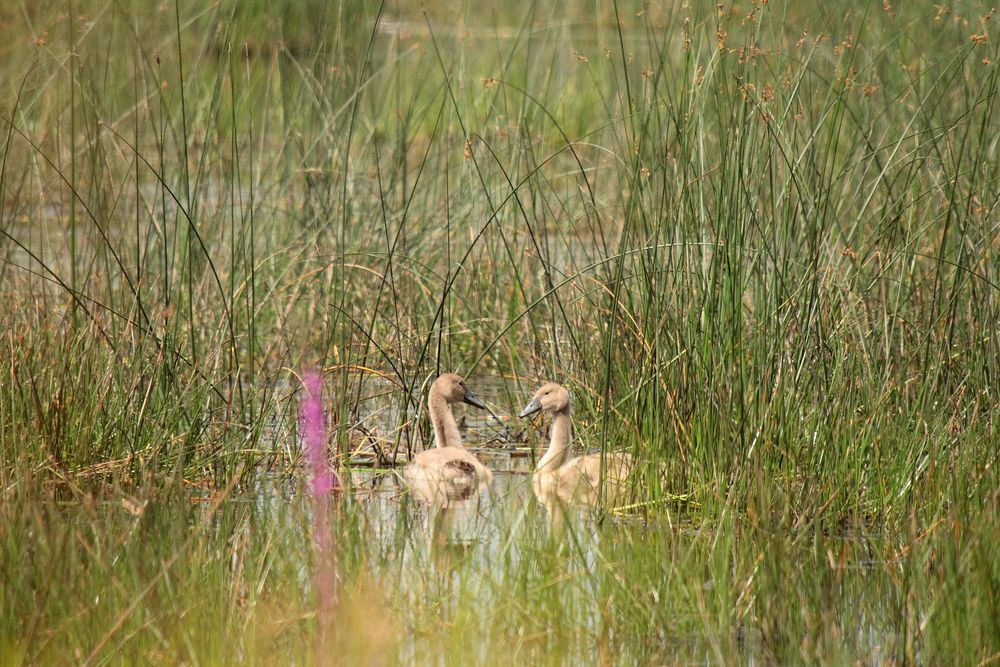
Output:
300,370,339,496
299,369,339,651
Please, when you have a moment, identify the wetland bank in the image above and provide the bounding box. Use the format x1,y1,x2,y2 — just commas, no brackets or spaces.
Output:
2,0,999,663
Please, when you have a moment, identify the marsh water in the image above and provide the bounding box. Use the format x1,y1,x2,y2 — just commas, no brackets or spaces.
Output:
197,374,899,664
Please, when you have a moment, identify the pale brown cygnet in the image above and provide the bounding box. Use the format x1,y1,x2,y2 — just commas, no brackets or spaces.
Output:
519,382,632,506
403,374,493,504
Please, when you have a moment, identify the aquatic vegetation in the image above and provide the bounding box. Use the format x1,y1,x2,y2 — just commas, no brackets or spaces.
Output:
1,0,998,663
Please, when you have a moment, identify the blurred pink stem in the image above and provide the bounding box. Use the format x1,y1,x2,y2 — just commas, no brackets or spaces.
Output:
300,370,338,661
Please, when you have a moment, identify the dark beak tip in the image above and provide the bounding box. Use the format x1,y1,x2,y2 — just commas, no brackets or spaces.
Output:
463,389,487,410
518,399,542,419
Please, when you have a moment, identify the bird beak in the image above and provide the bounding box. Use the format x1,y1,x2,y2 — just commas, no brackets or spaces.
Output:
518,398,542,418
462,387,487,409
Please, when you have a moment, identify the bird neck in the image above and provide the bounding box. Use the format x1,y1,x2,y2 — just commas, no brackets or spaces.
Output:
428,390,463,449
536,409,572,473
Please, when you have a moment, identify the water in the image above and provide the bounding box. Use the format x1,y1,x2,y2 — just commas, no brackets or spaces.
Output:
203,371,891,659
266,467,741,664
243,458,898,664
